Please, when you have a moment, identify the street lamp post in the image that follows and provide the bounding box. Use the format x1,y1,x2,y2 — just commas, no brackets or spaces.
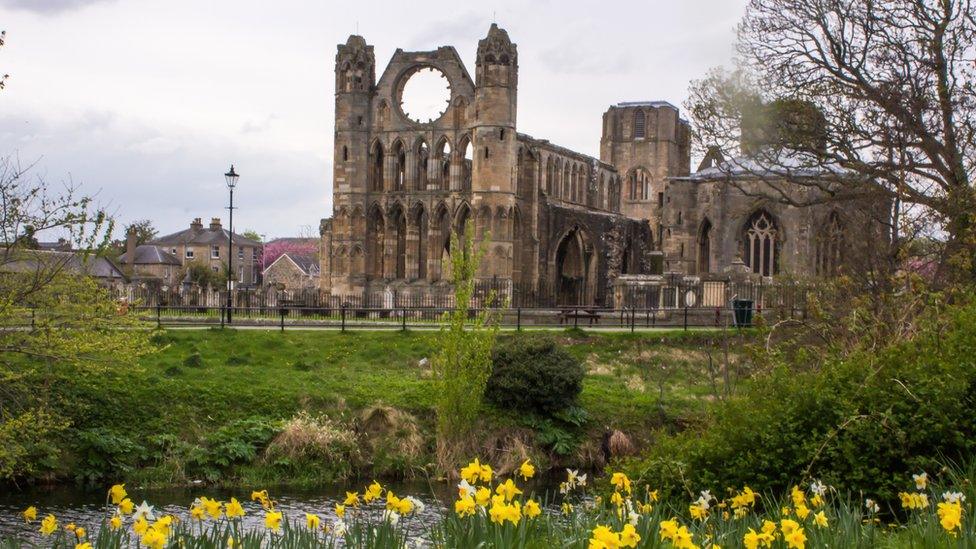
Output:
224,165,239,324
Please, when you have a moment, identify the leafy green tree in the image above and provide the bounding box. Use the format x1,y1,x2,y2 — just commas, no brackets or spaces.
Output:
242,229,263,243
0,156,153,482
431,223,499,471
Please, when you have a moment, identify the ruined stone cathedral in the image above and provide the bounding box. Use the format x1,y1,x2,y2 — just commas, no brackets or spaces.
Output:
319,25,857,306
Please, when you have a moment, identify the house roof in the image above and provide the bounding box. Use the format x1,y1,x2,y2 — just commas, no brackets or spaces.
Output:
265,237,318,246
119,245,182,266
263,252,320,277
152,227,262,248
0,249,126,280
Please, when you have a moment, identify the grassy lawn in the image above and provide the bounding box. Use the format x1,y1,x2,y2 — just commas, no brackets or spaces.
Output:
53,327,751,487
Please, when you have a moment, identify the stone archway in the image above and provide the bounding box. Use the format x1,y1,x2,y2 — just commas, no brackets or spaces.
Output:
554,227,596,306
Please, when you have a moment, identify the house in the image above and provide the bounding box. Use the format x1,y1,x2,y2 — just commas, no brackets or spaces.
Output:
0,248,127,290
118,245,182,287
263,252,320,290
151,217,263,287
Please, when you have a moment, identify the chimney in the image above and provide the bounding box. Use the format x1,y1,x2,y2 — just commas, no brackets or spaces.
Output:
190,217,203,230
209,218,222,231
123,226,137,277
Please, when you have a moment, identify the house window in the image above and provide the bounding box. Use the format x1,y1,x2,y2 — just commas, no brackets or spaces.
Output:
238,246,244,260
211,245,220,259
171,248,177,255
657,192,664,207
185,248,194,259
634,109,645,139
238,266,244,282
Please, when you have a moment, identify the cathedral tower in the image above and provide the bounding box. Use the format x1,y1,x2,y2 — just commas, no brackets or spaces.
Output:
472,23,518,193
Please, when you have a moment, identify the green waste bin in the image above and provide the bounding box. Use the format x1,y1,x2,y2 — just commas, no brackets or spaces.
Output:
732,299,754,327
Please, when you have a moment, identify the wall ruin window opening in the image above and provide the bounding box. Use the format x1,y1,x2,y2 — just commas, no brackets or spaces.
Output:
743,210,779,277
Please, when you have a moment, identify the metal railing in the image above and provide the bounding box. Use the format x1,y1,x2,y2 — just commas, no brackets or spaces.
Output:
131,302,804,332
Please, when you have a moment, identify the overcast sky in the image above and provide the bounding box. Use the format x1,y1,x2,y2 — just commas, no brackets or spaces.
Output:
0,0,748,239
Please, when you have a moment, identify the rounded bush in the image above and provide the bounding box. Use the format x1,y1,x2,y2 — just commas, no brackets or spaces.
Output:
485,337,584,415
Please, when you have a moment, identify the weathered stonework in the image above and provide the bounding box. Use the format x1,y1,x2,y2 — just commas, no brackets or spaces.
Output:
320,25,875,306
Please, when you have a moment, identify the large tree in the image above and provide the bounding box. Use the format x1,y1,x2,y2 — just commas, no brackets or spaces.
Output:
689,0,976,282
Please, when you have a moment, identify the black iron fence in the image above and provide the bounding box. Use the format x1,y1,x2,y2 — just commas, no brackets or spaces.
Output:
125,278,809,311
130,301,805,331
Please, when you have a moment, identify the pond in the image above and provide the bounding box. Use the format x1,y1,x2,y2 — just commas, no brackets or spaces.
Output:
0,477,567,543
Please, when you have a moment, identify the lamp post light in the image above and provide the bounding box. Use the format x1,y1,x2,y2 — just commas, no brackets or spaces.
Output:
224,165,239,324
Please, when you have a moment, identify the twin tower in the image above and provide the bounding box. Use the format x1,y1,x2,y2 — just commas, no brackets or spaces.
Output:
321,24,691,306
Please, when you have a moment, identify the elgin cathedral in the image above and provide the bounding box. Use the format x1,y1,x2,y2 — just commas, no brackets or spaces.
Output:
319,25,866,306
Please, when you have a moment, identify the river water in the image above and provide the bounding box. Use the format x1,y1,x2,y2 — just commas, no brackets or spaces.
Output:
0,478,566,543
0,480,454,543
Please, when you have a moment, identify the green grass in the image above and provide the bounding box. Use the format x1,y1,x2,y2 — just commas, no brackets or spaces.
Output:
43,327,750,488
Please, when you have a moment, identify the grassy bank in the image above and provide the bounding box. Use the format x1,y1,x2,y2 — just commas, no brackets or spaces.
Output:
28,328,751,488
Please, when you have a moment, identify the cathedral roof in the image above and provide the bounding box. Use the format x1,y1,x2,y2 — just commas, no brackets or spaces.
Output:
677,148,848,182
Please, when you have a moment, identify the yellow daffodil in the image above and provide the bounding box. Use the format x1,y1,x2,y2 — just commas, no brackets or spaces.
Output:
39,515,58,537
790,485,805,507
524,499,541,519
689,502,708,521
108,484,127,505
781,518,800,536
611,472,632,494
784,527,807,549
118,498,134,515
590,525,621,548
151,516,173,537
364,481,383,503
518,459,535,480
21,506,37,523
495,478,523,502
305,513,320,530
672,525,695,549
74,527,86,539
251,490,272,510
344,491,360,507
225,497,245,519
814,510,828,527
561,502,573,515
899,492,929,510
795,503,811,519
264,510,282,531
132,516,149,536
141,528,166,549
109,515,122,531
455,496,476,517
659,518,679,541
335,504,346,519
475,486,492,507
810,494,824,508
620,523,641,547
611,491,625,507
937,500,963,534
190,505,205,521
75,543,92,549
200,496,222,520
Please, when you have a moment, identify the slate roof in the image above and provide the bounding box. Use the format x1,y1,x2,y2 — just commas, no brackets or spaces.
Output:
0,249,126,280
152,226,262,248
264,252,320,276
674,149,848,183
119,245,182,266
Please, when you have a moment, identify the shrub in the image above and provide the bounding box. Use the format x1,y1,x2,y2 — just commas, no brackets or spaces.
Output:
485,336,585,415
182,352,204,368
621,299,976,502
264,412,361,479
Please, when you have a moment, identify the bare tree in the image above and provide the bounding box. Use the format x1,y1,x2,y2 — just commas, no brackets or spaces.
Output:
688,0,976,283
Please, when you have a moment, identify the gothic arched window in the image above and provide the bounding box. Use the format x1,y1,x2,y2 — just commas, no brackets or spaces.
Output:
634,109,646,139
816,211,845,276
697,219,712,274
743,210,779,277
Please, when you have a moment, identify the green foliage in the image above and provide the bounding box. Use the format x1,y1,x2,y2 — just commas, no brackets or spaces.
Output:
182,260,226,288
182,352,204,368
431,223,499,446
486,336,585,415
0,274,153,483
622,298,976,503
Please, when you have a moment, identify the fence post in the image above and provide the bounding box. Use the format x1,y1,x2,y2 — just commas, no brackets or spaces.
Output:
630,309,635,333
401,308,407,331
573,308,579,329
220,304,225,329
341,304,347,332
280,308,285,332
683,306,688,331
156,305,161,329
516,307,521,331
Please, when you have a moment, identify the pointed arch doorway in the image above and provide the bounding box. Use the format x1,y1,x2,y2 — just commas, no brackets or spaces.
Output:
554,226,596,306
